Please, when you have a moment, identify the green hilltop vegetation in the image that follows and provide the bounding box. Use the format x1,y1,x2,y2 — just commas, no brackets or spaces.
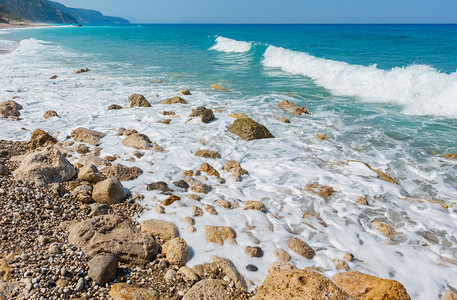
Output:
0,4,23,22
0,0,129,24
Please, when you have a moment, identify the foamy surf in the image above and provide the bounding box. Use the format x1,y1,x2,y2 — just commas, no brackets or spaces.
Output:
210,36,252,53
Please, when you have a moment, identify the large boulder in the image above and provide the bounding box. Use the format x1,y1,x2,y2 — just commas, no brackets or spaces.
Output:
140,219,179,241
332,271,410,300
71,128,106,146
161,96,187,104
277,100,309,115
0,100,22,119
109,283,159,300
88,253,118,285
183,279,232,300
228,118,274,141
78,164,106,183
256,269,349,300
162,237,190,266
92,177,126,204
129,94,151,108
100,163,143,181
122,133,164,151
29,129,57,150
67,215,160,264
13,147,76,187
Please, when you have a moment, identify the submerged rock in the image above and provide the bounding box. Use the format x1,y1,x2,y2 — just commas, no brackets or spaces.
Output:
277,100,309,115
205,226,236,245
75,67,90,74
210,83,227,91
304,184,335,199
179,89,191,95
228,118,274,141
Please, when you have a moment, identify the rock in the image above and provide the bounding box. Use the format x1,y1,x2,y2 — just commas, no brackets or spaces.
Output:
173,180,189,190
316,133,329,140
244,200,266,212
189,106,215,123
210,84,227,91
178,266,199,281
67,215,160,264
100,163,143,181
183,279,231,300
268,261,296,273
277,100,309,115
121,129,138,136
163,195,180,206
13,147,76,187
184,217,195,225
78,164,106,183
50,75,58,79
190,183,212,194
274,249,291,261
75,67,90,74
445,290,457,300
245,246,263,258
192,206,203,217
0,163,6,176
129,94,151,108
71,127,106,146
279,117,291,123
164,269,176,280
204,204,218,215
371,221,397,239
287,237,315,259
140,219,180,241
157,118,171,124
256,269,349,300
223,160,248,178
48,243,61,254
344,253,354,262
205,226,236,245
333,259,350,271
228,118,274,141
229,113,249,119
194,149,220,159
358,161,398,185
161,96,187,104
162,237,190,266
132,150,144,158
88,253,118,285
332,271,410,300
188,194,201,201
29,129,57,150
246,264,258,272
122,133,164,151
75,144,90,154
109,283,159,300
161,111,176,116
304,184,335,199
187,226,197,233
92,177,126,205
43,110,59,119
199,163,220,177
157,259,169,270
79,155,111,167
76,277,85,291
89,203,109,216
0,100,22,119
356,196,368,205
108,104,123,110
146,181,172,193
215,199,231,209
212,256,247,291
180,89,191,95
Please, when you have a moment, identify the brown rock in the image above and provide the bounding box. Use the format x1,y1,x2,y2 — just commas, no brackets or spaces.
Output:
162,237,190,266
157,119,171,124
180,89,191,95
195,149,220,159
245,246,263,258
190,183,212,194
140,219,179,241
268,261,296,273
256,269,349,300
205,226,236,245
161,96,187,104
75,67,90,74
163,195,181,206
204,204,218,215
316,133,329,140
129,94,151,108
178,266,199,281
228,118,274,141
29,129,57,150
215,199,231,209
78,164,106,183
121,129,138,136
192,206,203,217
50,75,58,79
108,104,123,110
109,283,159,300
278,117,291,123
344,253,354,262
212,256,247,291
287,237,315,259
274,249,291,261
67,215,160,264
183,279,231,300
79,155,111,167
71,127,106,146
445,290,457,300
210,83,227,91
92,177,126,204
443,153,457,160
199,163,220,177
333,259,350,271
223,160,248,179
43,110,59,119
277,100,309,115
305,184,335,199
332,271,410,300
244,200,266,212
189,106,215,123
88,253,118,285
188,194,201,201
122,133,164,151
75,144,90,154
161,111,176,116
0,100,22,119
173,180,189,190
356,196,368,205
100,163,143,181
146,181,172,193
371,221,397,239
229,113,249,119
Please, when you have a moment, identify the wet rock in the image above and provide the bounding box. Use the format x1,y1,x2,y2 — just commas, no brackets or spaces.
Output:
29,129,57,150
223,160,248,178
88,253,118,285
332,271,410,300
108,104,123,110
194,149,220,159
162,237,190,266
192,206,203,217
278,117,291,123
274,249,291,261
75,67,90,74
183,279,231,300
50,75,58,79
13,147,76,187
204,204,218,215
0,100,22,119
122,133,164,151
121,129,138,136
228,118,274,141
92,177,126,204
229,113,249,119
445,290,457,300
71,127,106,146
180,89,191,95
212,256,247,291
43,110,59,119
67,215,160,264
190,183,212,194
210,83,227,91
371,221,397,239
189,106,215,123
129,94,151,108
333,259,350,271
140,219,180,241
178,266,199,282
287,237,315,259
268,261,296,273
344,253,354,262
161,96,187,104
100,163,143,181
245,246,263,258
304,183,335,199
246,264,258,272
109,283,159,300
316,133,329,140
75,144,90,154
358,161,398,185
199,163,220,177
173,180,189,190
256,269,349,300
205,226,236,245
157,118,171,124
187,225,197,233
79,155,111,167
188,194,201,201
215,199,231,209
78,163,106,183
147,181,172,194
277,100,309,115
161,111,176,116
244,200,266,212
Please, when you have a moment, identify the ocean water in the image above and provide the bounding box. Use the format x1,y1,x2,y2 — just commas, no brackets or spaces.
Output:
1,24,457,298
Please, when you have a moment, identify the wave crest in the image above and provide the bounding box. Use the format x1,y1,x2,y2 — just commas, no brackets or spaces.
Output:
210,36,252,53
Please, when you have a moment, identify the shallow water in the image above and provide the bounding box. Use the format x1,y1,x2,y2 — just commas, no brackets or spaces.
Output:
1,24,457,299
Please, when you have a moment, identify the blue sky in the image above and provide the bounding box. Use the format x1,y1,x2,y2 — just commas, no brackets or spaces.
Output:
55,0,457,24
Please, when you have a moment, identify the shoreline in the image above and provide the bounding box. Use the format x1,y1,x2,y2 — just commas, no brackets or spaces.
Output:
0,23,48,30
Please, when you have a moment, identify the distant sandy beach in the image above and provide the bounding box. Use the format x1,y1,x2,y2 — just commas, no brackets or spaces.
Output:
0,23,48,30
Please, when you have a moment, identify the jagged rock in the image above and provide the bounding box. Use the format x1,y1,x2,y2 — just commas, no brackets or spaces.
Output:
178,266,199,282
140,219,179,241
287,237,315,259
205,226,236,245
13,147,76,187
190,183,212,194
43,110,59,119
256,269,349,300
194,149,220,159
0,100,22,119
88,253,118,285
92,177,126,204
183,279,231,300
108,104,123,110
67,215,160,264
78,164,106,183
146,181,172,193
333,259,350,271
223,160,248,178
75,67,90,74
199,163,220,177
274,249,291,261
29,129,57,150
244,200,266,212
162,237,190,266
212,256,247,291
277,100,309,115
332,271,410,300
192,206,203,217
122,133,164,151
210,83,227,91
179,89,191,95
245,246,263,258
109,283,159,300
161,96,187,104
190,106,215,123
128,94,151,108
100,163,143,181
228,118,274,141
71,127,106,146
304,184,335,199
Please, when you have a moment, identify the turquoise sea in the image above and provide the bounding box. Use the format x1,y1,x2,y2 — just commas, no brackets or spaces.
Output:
1,24,457,298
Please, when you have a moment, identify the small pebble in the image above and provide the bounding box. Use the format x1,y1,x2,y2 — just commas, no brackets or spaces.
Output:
246,264,258,272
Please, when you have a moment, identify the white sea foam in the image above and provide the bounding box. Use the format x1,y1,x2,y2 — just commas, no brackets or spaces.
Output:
263,46,457,117
210,36,252,53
